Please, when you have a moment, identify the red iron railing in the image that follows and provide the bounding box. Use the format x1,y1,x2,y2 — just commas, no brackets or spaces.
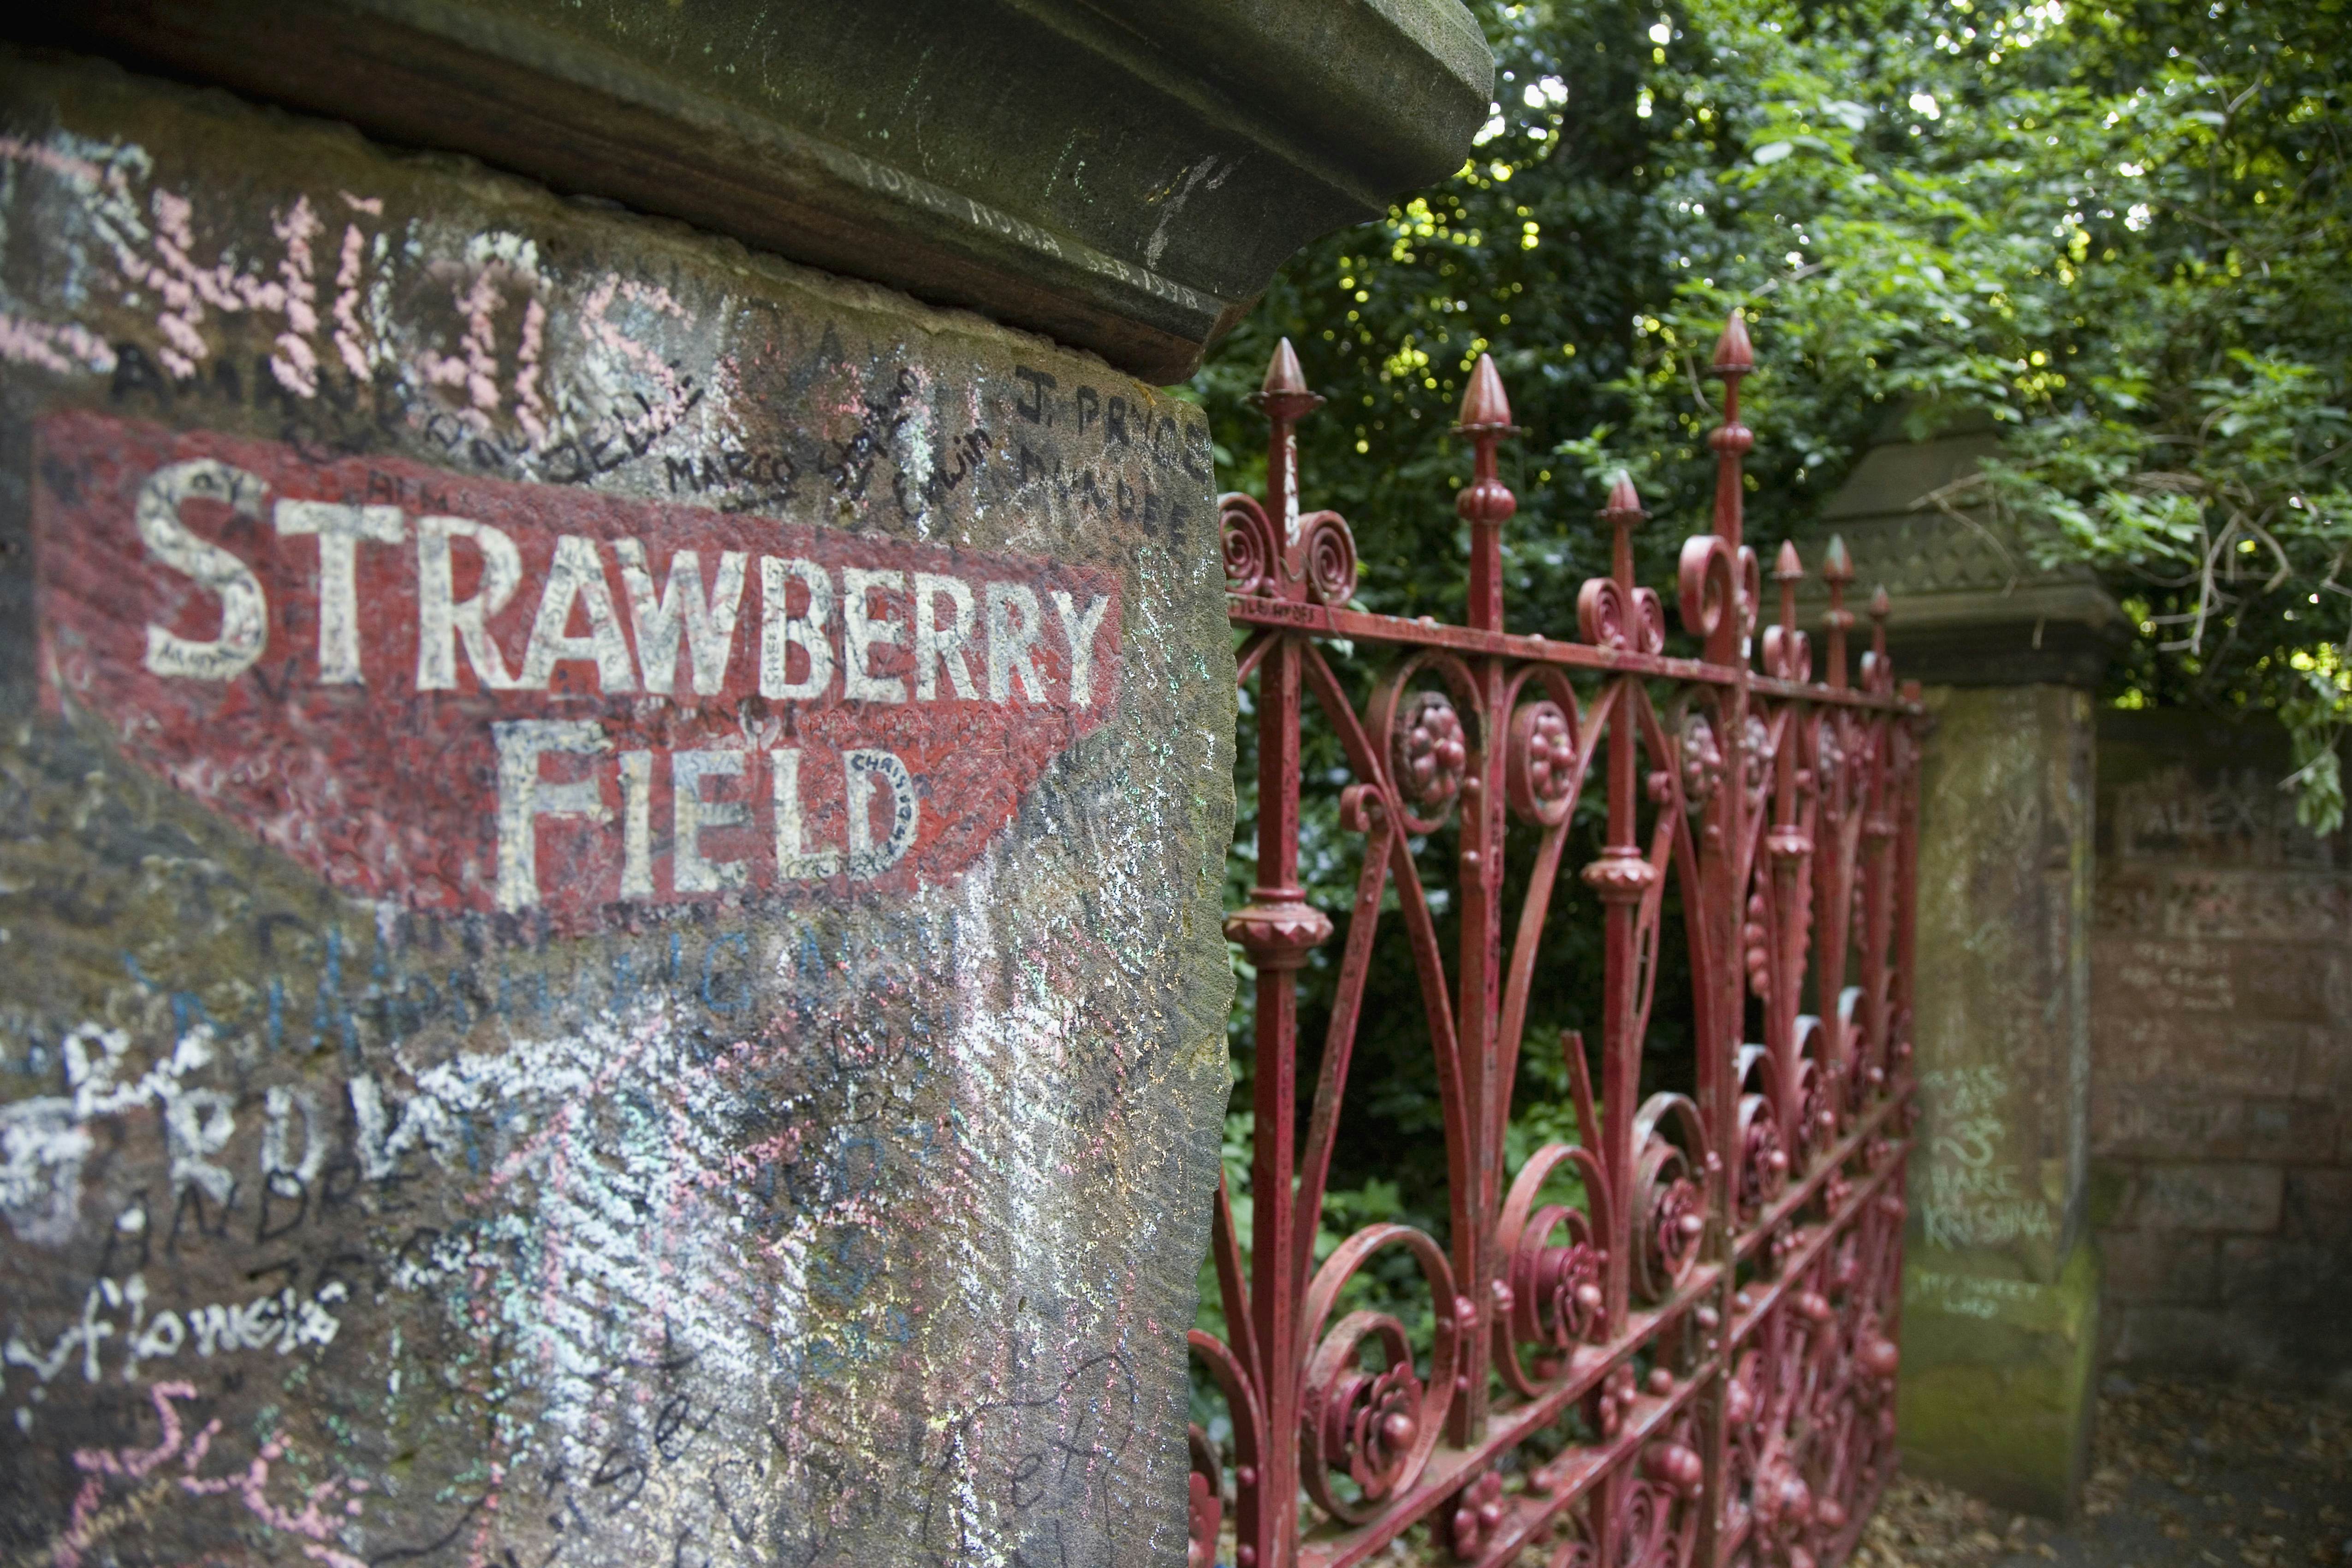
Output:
1193,313,1922,1568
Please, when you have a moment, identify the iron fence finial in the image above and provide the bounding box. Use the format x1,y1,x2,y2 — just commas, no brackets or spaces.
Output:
1602,470,1646,526
1823,536,1856,690
1601,471,1646,591
1711,307,1755,377
1822,534,1854,587
1263,337,1310,398
1707,311,1755,554
1457,352,1514,433
1456,353,1516,631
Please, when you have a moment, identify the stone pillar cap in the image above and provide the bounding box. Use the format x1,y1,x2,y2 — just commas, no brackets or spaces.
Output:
1797,418,2129,688
45,0,1494,383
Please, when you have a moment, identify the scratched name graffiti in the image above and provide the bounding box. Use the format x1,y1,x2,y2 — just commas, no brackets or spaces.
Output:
2114,762,2341,870
0,128,1214,524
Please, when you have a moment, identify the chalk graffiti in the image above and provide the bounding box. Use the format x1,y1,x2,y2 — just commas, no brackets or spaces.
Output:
0,101,1218,1568
3,998,946,1454
1914,1064,2059,1251
1905,1270,2050,1322
5,1276,347,1400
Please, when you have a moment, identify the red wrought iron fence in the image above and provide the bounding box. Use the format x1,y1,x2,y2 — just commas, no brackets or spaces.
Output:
1191,312,1923,1568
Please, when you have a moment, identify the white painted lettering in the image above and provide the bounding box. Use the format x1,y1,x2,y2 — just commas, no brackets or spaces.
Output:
416,515,521,689
841,567,908,703
771,748,839,879
615,538,745,696
491,718,610,911
673,748,749,893
138,459,269,681
1051,590,1111,708
760,557,834,700
272,500,402,683
619,748,654,898
845,748,918,879
986,581,1047,702
913,572,979,700
519,535,636,691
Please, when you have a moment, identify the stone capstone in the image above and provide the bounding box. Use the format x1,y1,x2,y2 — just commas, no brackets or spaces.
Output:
28,0,1495,384
1799,416,2128,688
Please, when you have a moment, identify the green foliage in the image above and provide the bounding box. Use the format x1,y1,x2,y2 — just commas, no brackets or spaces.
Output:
1609,0,2352,819
1196,0,2352,820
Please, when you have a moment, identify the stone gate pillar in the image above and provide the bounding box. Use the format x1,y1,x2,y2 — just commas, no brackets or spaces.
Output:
1806,416,2127,1518
0,9,1490,1564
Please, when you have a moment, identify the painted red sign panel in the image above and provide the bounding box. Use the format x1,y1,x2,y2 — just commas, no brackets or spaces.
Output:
34,411,1121,929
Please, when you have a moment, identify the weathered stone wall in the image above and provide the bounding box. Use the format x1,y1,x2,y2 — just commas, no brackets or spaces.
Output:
2089,710,2352,1385
0,49,1235,1567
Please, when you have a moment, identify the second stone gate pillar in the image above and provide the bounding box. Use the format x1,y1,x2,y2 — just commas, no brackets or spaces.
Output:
1806,414,2127,1519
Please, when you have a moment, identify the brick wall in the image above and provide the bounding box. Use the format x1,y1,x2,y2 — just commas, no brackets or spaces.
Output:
2091,711,2352,1381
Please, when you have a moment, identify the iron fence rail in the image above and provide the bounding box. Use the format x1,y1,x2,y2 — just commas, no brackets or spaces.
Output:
1192,314,1922,1568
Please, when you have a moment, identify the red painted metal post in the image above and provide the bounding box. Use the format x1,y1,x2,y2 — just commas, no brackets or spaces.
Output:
1453,360,1517,1450
1223,340,1334,1568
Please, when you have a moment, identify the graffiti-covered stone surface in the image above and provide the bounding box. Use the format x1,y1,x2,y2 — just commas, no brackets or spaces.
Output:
1895,684,2100,1520
0,51,1235,1568
2089,710,2352,1383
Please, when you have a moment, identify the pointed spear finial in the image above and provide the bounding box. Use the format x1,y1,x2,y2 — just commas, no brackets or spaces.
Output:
1602,471,1646,525
1712,308,1754,378
1455,353,1517,632
1822,535,1856,690
1859,584,1895,693
1457,351,1514,432
1253,338,1322,548
1822,535,1855,588
1775,540,1803,647
1252,337,1323,421
1708,309,1756,553
1263,337,1308,398
1599,469,1646,587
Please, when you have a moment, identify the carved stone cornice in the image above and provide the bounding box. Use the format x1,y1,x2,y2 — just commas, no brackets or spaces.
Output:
1799,422,2128,689
24,0,1493,384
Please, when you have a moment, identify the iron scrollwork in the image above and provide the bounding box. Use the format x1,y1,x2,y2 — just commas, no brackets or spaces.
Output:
1199,313,1922,1568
